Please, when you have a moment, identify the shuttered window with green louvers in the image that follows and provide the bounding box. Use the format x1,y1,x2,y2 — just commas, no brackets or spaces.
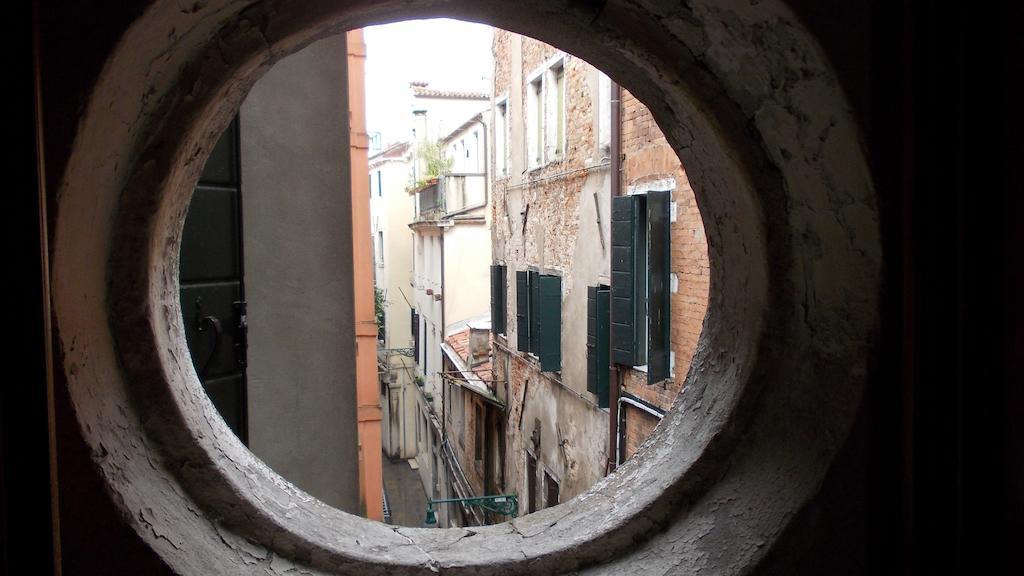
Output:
610,191,672,385
529,270,540,354
611,195,645,366
490,264,507,334
516,270,530,352
587,285,611,407
514,269,562,372
645,191,672,385
536,274,562,372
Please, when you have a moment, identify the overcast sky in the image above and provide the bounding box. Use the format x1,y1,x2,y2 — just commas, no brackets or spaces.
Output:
364,19,494,149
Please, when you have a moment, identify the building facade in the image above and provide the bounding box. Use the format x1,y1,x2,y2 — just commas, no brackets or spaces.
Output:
488,31,710,516
369,140,419,460
404,85,494,525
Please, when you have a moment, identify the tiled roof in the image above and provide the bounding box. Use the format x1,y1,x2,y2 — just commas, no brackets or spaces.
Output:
411,84,489,100
369,140,411,163
444,327,493,382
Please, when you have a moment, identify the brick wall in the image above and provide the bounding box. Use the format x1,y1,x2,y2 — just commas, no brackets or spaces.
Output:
492,31,710,492
619,89,710,461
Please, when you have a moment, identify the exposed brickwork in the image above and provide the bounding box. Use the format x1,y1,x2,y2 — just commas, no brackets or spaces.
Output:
492,30,598,275
619,88,710,460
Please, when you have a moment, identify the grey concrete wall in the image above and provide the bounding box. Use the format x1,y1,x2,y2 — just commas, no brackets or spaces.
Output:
239,34,359,513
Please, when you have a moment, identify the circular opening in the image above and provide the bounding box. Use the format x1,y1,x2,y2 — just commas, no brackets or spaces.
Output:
53,1,879,573
175,19,713,529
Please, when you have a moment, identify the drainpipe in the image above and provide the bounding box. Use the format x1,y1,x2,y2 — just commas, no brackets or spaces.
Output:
616,393,665,465
607,79,622,475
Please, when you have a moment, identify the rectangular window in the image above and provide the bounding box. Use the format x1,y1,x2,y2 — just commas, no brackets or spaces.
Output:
514,270,562,371
598,71,612,152
516,270,530,352
495,99,508,176
544,471,560,508
587,285,611,407
475,403,484,462
610,191,672,383
490,264,507,335
548,62,565,159
528,77,543,168
527,453,538,514
377,230,384,262
412,309,420,362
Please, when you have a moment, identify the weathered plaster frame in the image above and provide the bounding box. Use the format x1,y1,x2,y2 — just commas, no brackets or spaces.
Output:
52,0,880,574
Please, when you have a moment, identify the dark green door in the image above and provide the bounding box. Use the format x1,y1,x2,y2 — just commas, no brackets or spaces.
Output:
179,118,248,443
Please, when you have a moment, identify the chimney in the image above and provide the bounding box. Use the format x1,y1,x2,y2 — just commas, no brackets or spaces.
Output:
468,321,491,367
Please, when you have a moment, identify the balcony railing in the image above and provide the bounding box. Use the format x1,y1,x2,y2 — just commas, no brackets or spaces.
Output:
413,174,486,223
414,181,445,222
442,173,486,214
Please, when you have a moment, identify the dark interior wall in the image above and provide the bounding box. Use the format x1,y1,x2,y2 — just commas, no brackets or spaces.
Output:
18,1,1022,574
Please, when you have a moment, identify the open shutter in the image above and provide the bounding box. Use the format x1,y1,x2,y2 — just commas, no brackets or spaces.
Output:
529,270,540,354
587,287,598,394
587,285,612,407
611,195,643,365
516,271,530,352
537,275,561,372
490,264,507,334
596,286,610,407
646,191,671,384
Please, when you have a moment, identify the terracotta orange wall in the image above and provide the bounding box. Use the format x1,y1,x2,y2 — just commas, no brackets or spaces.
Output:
348,29,383,521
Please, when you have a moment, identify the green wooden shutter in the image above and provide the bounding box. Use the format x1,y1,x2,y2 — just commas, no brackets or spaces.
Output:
587,286,598,394
611,195,643,365
646,191,671,384
516,271,530,352
529,270,540,354
490,265,507,334
596,286,610,407
587,285,612,407
537,275,561,372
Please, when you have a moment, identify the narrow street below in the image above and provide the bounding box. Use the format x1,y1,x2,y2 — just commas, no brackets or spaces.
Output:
382,456,429,528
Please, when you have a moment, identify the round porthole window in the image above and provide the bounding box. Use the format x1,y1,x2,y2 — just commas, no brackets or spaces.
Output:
52,1,879,573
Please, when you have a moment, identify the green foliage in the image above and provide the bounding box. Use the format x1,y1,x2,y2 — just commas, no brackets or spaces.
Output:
374,287,387,337
418,140,453,179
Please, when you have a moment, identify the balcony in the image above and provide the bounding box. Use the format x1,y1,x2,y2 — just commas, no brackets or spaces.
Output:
413,180,445,223
411,174,486,225
442,173,486,215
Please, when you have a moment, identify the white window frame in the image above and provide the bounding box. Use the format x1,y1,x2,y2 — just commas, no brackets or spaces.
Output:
525,53,568,170
626,183,677,378
494,95,509,177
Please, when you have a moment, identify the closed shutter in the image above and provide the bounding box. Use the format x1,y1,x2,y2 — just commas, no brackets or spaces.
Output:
537,275,561,372
587,285,612,407
646,191,671,384
528,270,540,354
516,271,530,352
490,264,507,334
611,195,643,365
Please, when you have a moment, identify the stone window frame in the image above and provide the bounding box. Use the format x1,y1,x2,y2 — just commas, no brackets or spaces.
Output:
525,52,568,170
51,1,880,574
624,182,678,378
494,94,510,177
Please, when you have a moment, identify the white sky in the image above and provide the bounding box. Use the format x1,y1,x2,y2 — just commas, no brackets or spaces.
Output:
364,19,494,149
